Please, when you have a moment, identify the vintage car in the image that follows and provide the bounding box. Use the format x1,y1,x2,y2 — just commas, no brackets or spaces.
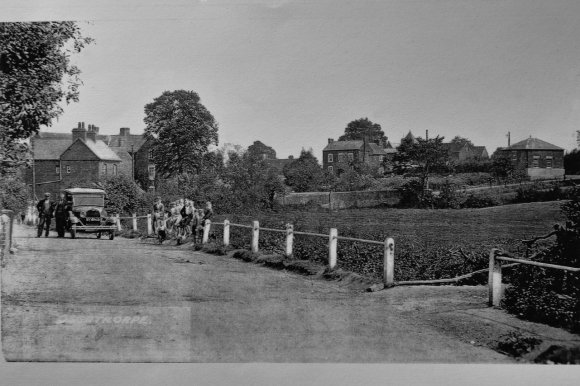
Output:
64,188,117,239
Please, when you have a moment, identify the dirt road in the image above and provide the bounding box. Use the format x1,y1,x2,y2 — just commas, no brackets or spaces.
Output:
2,225,571,362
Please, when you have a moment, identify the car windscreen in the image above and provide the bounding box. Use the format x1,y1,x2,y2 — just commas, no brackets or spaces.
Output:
72,194,104,207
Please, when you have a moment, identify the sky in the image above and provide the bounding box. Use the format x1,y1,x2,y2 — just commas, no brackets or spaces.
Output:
5,0,580,159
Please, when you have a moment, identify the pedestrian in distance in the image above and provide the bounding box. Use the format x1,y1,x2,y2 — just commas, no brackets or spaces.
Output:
156,212,168,244
191,209,203,244
202,201,213,227
152,196,164,233
36,192,55,237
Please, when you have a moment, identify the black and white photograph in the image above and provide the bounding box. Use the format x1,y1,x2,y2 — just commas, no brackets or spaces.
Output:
1,0,580,384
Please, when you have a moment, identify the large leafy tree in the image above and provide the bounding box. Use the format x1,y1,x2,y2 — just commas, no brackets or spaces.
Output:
144,90,219,177
394,135,448,188
450,135,474,148
338,117,386,143
0,22,93,169
282,149,325,192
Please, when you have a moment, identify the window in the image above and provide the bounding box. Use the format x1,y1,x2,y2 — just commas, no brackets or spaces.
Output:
338,153,345,163
102,163,107,175
56,166,60,175
148,149,153,160
328,153,333,163
532,155,540,168
66,166,71,174
328,166,333,173
546,156,553,169
113,164,118,175
348,153,354,162
512,151,517,161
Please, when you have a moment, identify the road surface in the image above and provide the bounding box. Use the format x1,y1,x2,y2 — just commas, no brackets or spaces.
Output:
1,225,523,362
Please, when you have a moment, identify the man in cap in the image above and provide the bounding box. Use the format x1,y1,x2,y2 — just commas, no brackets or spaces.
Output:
36,192,56,237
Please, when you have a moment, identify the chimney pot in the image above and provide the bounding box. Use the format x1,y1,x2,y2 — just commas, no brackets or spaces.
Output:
328,138,334,144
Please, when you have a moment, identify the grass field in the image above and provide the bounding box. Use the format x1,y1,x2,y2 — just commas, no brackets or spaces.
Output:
213,201,566,281
216,200,564,246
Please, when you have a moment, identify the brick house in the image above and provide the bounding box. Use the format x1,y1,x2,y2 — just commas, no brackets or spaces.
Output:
59,125,122,188
497,136,565,180
322,137,395,174
26,122,150,198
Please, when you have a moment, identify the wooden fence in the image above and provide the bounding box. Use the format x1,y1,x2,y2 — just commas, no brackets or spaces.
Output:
207,220,396,287
487,248,580,307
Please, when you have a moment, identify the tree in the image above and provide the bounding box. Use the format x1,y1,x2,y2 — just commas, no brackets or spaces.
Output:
564,149,580,175
339,118,386,143
450,136,474,148
491,152,515,183
393,135,448,189
282,149,325,192
144,90,219,177
0,22,93,169
0,176,29,213
247,140,276,160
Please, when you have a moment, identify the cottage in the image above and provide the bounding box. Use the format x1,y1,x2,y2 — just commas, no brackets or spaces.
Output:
322,137,395,174
442,142,489,163
25,122,151,199
497,136,565,180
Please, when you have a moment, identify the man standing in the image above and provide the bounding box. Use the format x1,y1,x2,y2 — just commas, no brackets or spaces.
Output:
36,192,55,237
53,192,71,238
152,196,164,233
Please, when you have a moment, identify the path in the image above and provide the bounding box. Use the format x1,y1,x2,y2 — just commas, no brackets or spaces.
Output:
2,225,575,362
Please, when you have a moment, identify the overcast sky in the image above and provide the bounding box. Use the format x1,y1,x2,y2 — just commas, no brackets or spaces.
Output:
6,0,580,158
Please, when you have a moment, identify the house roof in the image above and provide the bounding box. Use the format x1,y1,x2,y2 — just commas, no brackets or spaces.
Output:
323,140,393,155
102,134,147,151
83,139,122,161
473,146,488,157
32,136,73,160
323,140,364,151
508,137,563,151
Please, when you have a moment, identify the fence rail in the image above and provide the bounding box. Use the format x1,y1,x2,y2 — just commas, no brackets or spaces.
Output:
488,248,580,306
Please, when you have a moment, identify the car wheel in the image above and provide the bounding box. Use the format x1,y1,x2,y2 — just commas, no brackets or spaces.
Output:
71,224,76,239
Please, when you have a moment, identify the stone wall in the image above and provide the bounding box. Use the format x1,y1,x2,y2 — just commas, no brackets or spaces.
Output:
278,189,401,209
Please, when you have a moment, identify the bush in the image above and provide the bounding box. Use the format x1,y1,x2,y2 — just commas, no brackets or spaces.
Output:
0,177,29,213
462,193,500,208
496,331,542,357
502,188,580,332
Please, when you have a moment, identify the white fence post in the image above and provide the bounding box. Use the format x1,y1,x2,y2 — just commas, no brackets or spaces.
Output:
132,213,137,231
223,219,230,247
328,228,338,269
115,214,122,231
488,249,503,307
147,214,152,235
285,224,294,257
384,237,395,287
202,220,211,244
251,221,259,253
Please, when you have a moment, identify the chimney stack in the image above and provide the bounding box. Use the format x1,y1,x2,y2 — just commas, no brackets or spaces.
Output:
120,127,130,136
72,122,87,142
86,124,97,141
328,138,334,144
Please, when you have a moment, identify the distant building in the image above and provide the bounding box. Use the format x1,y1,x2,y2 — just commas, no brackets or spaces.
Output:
25,122,150,199
496,136,565,180
442,142,489,163
322,137,396,174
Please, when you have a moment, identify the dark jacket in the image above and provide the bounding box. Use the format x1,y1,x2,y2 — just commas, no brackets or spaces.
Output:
54,200,71,218
36,199,56,218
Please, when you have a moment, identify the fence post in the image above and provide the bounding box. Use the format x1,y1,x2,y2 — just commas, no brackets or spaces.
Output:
115,214,122,232
328,228,338,269
251,221,259,253
147,214,152,235
132,213,138,231
488,248,503,307
384,237,395,287
1,210,14,259
223,219,230,247
285,223,294,257
202,220,211,244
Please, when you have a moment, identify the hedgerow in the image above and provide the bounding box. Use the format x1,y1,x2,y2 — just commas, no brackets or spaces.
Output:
502,189,580,332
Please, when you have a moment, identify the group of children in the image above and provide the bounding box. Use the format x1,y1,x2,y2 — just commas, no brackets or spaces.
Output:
152,197,214,244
